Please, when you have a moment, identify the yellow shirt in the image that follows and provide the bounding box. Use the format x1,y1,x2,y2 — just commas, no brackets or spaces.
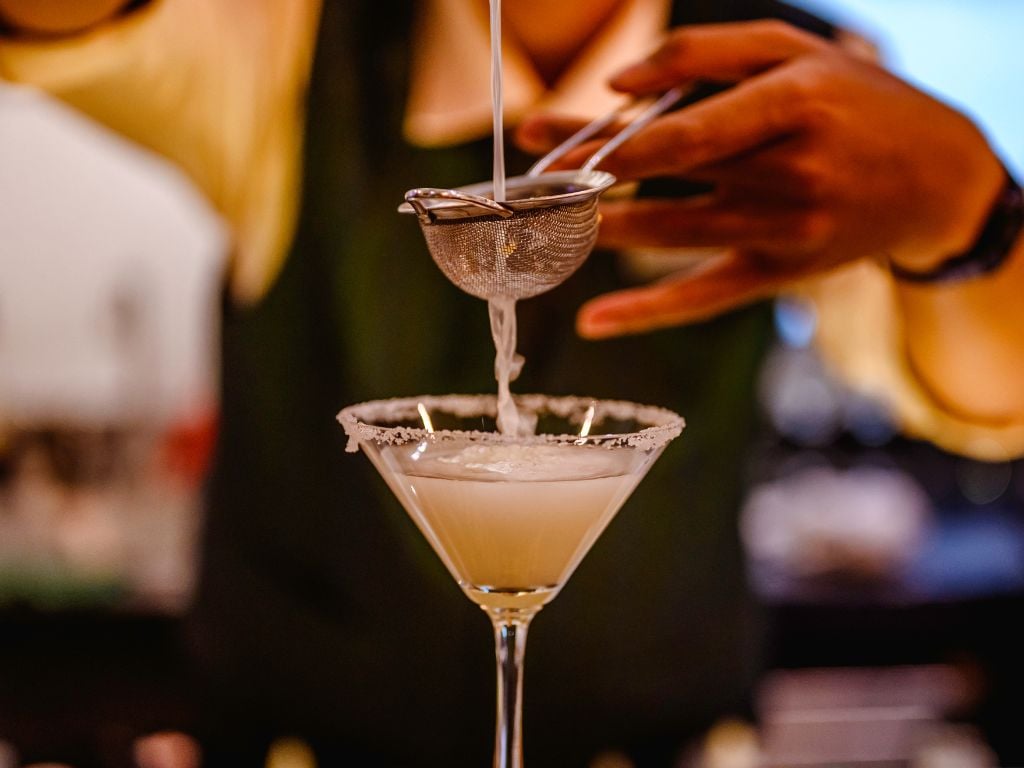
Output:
800,261,1024,461
0,0,321,305
2,0,1022,459
404,0,669,146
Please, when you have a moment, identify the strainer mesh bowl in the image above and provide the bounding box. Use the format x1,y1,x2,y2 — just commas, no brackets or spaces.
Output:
402,169,616,301
419,197,600,300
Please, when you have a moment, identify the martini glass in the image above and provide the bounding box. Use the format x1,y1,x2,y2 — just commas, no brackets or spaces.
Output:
337,393,684,768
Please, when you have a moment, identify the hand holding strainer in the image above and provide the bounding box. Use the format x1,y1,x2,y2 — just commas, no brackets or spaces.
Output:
400,87,686,301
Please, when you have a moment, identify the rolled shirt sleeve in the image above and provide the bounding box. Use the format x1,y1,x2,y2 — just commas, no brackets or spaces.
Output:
798,259,1024,461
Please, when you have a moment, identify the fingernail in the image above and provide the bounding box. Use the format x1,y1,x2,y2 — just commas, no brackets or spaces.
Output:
577,312,616,339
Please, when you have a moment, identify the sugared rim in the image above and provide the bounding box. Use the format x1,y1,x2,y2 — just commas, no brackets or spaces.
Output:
337,393,684,453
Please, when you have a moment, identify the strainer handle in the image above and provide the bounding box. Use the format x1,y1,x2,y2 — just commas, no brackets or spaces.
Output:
527,107,626,177
526,87,688,177
580,86,687,174
404,187,514,224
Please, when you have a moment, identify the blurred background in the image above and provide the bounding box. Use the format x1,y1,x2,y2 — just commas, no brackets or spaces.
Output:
0,80,226,765
732,2,1024,766
1,1,1023,767
792,0,1023,179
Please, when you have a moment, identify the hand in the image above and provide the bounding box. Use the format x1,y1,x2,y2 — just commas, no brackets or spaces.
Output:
516,20,1005,338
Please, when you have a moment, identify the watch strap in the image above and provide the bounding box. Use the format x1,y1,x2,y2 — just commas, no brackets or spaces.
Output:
891,169,1023,284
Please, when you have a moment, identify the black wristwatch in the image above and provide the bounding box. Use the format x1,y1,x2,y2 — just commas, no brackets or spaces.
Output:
890,168,1024,284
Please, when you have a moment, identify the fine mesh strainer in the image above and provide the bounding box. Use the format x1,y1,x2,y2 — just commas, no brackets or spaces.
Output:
400,87,685,301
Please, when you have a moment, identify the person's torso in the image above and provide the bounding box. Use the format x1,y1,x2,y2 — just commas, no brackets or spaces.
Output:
197,1,831,764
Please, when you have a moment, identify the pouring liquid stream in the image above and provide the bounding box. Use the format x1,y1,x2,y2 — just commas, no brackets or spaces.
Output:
489,0,506,203
489,296,524,434
487,0,522,435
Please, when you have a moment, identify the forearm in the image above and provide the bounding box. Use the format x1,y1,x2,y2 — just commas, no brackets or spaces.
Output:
0,0,133,36
897,233,1024,424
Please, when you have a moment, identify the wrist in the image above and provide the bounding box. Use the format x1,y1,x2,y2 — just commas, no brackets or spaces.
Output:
890,168,1024,285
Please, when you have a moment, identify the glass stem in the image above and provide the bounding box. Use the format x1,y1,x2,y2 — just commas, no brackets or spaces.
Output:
490,608,535,768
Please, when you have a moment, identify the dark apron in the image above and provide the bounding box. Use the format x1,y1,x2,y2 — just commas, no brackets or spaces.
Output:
190,2,832,765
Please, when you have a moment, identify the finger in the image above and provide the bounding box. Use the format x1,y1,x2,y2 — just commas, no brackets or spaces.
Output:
557,66,807,178
611,19,830,95
597,197,823,251
577,252,811,339
687,139,832,203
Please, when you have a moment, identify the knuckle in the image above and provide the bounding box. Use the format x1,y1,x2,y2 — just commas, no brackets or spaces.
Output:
756,18,795,39
792,90,838,132
792,208,834,247
784,53,841,101
782,60,827,101
788,157,831,200
753,18,812,48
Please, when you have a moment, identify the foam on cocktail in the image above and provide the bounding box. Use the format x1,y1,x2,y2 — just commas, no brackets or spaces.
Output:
488,297,524,435
433,444,623,480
